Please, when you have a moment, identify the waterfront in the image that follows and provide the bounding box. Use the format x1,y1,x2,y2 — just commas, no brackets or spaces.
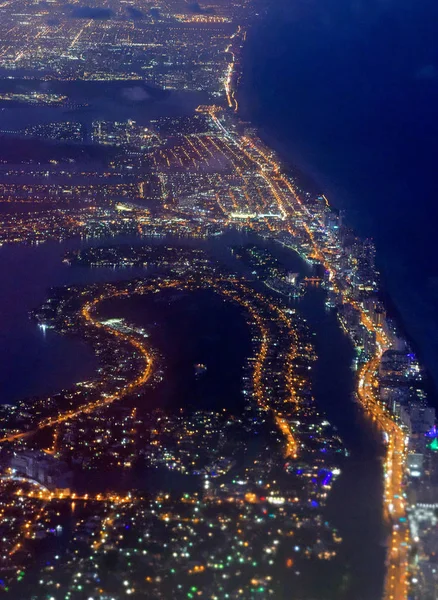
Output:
242,0,438,399
0,238,151,404
0,79,206,131
0,232,385,598
0,0,435,595
259,239,386,600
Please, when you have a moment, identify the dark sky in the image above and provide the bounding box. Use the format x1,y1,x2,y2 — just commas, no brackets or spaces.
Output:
244,0,438,394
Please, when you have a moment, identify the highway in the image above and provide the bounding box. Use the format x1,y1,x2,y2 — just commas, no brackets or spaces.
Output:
206,111,410,600
357,349,410,600
0,290,155,444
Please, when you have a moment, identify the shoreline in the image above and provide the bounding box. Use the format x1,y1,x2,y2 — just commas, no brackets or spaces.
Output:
237,7,438,404
223,11,422,598
0,2,435,596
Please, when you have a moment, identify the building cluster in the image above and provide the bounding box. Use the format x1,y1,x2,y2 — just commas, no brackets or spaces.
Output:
0,0,248,91
0,92,67,105
0,205,140,245
0,252,347,598
408,497,438,600
0,0,436,596
231,244,303,298
3,122,86,143
65,244,208,269
91,120,162,150
9,450,72,491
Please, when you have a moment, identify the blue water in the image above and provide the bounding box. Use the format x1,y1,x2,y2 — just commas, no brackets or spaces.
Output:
243,0,438,397
96,288,252,413
0,237,152,403
0,79,205,130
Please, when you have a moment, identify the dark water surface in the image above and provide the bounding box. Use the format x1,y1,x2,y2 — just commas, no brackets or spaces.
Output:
262,240,385,600
0,236,151,403
97,288,252,414
0,79,207,131
0,232,249,404
243,0,438,397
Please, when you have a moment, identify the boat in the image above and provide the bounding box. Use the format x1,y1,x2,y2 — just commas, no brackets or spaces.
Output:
194,363,207,376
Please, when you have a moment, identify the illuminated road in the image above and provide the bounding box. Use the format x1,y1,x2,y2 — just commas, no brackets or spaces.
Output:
0,104,410,598
206,111,410,600
357,349,409,600
224,25,242,112
0,276,300,466
350,306,408,600
0,291,155,443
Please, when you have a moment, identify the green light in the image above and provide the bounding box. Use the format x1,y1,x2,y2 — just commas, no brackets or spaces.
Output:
430,437,438,451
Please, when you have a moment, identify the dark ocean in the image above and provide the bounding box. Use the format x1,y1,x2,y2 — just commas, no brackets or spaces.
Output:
243,0,438,399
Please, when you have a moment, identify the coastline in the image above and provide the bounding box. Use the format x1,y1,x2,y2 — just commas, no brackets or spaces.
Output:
225,9,431,599
0,2,436,596
237,6,438,400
